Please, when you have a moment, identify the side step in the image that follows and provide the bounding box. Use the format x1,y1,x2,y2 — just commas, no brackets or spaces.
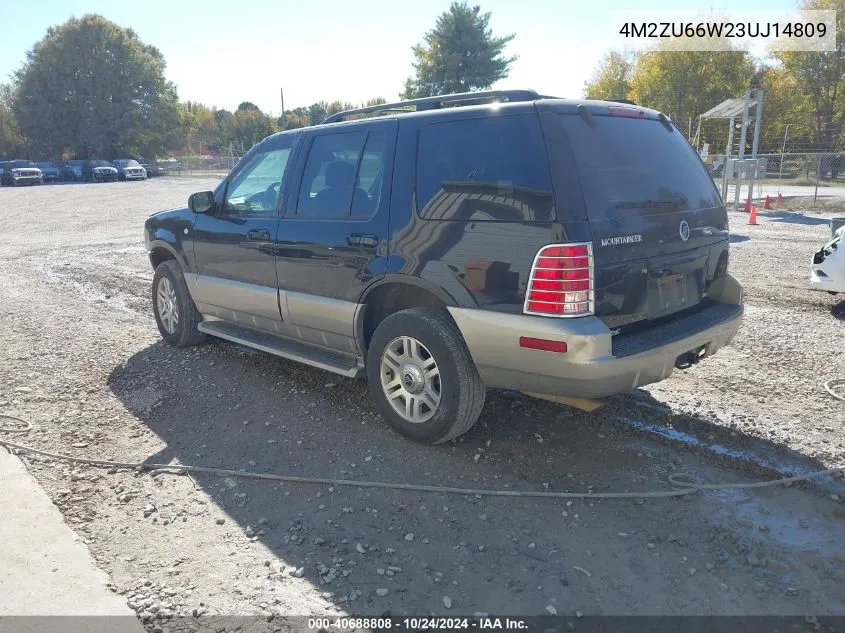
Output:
198,321,364,378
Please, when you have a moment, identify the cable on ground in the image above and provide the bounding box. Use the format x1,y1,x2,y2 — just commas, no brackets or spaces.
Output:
824,379,845,402
1,413,843,500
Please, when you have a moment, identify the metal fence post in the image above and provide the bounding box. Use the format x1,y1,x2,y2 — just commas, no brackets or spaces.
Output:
814,154,822,203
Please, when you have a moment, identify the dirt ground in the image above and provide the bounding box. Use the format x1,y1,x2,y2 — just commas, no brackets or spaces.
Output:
1,179,844,627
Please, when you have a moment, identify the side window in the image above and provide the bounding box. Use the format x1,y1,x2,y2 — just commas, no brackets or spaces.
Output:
224,147,291,216
296,131,376,219
415,114,554,222
351,131,387,217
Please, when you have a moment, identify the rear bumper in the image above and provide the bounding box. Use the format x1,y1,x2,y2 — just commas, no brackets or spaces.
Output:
449,274,744,398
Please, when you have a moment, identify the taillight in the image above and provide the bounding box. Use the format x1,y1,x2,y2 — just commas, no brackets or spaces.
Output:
524,242,594,317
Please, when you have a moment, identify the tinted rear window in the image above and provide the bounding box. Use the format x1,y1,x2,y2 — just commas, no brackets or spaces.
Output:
416,113,554,222
558,115,721,219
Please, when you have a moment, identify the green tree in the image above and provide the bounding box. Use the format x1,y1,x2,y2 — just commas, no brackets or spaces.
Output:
0,83,26,157
773,0,844,151
237,101,260,112
758,66,815,152
13,14,181,159
584,51,636,100
402,1,516,98
179,101,218,152
232,107,277,150
628,44,755,142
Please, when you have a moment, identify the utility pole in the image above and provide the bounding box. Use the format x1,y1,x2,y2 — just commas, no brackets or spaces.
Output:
280,87,285,128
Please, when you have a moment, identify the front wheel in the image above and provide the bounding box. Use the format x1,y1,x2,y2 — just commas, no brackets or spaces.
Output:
366,308,485,444
152,260,206,347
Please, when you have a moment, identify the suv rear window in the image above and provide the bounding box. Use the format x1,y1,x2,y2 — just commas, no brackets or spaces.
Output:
416,114,554,222
558,115,722,219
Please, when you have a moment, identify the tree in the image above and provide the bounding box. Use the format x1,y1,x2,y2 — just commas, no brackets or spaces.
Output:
232,107,277,150
757,66,815,152
773,0,844,151
584,51,636,100
179,101,217,152
0,83,26,157
237,101,260,112
13,14,180,159
628,43,755,143
402,1,516,98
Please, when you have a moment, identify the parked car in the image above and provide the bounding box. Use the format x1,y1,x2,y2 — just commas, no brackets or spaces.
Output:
60,160,85,182
112,158,147,181
0,160,43,186
811,225,845,294
82,160,118,183
144,90,744,444
36,162,61,183
137,159,156,178
158,158,183,172
0,161,6,183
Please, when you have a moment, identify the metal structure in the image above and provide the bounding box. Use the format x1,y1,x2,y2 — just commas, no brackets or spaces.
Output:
321,90,543,124
698,90,764,209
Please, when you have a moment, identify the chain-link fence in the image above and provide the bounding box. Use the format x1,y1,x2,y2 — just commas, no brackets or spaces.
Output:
704,152,845,211
155,154,241,178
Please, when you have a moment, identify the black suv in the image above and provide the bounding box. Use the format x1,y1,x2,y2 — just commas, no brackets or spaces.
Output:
112,158,147,181
145,90,743,444
82,160,118,182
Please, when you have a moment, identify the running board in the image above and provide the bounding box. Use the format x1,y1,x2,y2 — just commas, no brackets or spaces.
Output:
198,321,364,378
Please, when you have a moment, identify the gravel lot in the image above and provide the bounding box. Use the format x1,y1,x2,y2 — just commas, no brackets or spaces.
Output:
1,179,844,627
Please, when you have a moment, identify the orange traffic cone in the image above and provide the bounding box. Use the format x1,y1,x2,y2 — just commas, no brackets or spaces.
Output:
748,204,758,225
764,195,772,210
777,192,783,205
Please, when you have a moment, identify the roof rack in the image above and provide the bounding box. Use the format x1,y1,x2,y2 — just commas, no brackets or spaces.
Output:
321,90,541,124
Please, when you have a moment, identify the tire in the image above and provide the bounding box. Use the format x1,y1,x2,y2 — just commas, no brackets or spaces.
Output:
366,308,485,444
152,260,206,347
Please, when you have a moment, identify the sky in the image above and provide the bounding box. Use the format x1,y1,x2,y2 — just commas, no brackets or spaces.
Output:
0,0,798,115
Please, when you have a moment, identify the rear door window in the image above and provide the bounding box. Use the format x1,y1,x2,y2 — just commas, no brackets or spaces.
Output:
296,132,367,219
558,115,722,219
416,114,554,222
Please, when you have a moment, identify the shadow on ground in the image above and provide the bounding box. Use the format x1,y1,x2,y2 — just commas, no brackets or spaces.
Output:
762,211,832,226
106,338,843,615
728,234,750,244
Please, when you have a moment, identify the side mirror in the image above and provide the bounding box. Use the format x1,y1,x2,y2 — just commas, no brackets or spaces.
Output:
189,191,215,214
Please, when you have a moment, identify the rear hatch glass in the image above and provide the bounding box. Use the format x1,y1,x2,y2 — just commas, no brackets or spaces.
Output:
551,111,729,325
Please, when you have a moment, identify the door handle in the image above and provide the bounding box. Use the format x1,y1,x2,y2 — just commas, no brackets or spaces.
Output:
247,229,271,241
347,233,378,247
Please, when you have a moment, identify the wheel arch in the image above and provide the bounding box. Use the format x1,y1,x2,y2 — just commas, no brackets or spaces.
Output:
147,239,189,273
356,275,458,353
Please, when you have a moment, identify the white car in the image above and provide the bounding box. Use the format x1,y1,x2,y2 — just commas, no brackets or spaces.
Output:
811,225,845,293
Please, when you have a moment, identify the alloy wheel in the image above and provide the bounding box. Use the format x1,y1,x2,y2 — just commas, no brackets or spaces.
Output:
380,336,441,424
156,276,179,334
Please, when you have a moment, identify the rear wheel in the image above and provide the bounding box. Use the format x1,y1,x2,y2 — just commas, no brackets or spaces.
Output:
152,260,205,347
366,308,485,444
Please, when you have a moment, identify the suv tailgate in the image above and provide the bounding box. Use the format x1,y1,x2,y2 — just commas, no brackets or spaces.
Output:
543,106,730,328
